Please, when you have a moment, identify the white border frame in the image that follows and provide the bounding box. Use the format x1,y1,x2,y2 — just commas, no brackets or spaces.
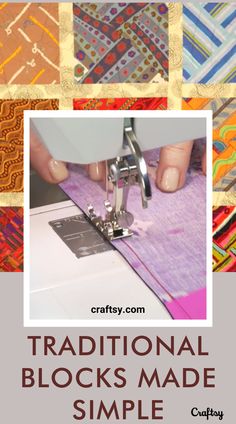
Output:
24,110,212,327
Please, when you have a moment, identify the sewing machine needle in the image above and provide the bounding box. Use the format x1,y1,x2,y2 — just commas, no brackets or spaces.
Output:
105,160,109,202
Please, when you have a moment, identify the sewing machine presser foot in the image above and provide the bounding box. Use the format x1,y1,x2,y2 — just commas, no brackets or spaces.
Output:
88,203,133,241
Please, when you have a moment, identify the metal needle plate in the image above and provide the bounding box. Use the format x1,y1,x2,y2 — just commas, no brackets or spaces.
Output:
49,214,113,259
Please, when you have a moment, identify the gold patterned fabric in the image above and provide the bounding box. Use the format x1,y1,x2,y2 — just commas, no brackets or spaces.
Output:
0,99,59,192
0,3,59,84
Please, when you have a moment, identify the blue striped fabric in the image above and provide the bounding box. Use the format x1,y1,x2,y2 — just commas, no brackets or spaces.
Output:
183,33,207,64
222,10,236,28
183,3,236,83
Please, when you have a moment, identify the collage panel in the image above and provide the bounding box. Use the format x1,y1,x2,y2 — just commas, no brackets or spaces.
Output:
183,97,236,192
183,3,236,83
0,207,23,272
0,99,59,193
74,2,169,84
0,3,60,84
0,2,235,281
73,97,167,109
213,206,236,271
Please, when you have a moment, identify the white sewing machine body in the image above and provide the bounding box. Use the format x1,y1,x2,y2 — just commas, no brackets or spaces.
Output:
31,114,206,164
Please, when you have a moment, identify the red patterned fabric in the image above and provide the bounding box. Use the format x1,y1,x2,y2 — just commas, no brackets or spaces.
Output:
73,97,167,110
0,207,23,272
213,206,236,272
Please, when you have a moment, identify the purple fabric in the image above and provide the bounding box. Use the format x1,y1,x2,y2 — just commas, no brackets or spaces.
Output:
60,147,206,320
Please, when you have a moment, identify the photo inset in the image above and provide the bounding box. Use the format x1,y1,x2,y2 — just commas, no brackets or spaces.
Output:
24,111,211,325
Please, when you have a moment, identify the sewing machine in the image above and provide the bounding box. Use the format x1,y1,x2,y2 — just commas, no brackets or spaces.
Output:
27,112,207,323
31,114,206,242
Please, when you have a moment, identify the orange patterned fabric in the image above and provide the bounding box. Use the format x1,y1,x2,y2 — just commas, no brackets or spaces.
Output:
182,98,211,110
212,111,236,182
0,99,59,192
183,97,236,191
0,3,59,84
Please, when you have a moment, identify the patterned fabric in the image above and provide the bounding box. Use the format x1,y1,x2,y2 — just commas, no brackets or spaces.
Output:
0,3,59,84
213,121,236,191
0,99,59,192
183,3,236,83
183,97,236,192
73,2,168,83
0,207,23,272
73,97,167,110
0,2,233,282
60,144,206,320
213,206,236,271
214,168,236,192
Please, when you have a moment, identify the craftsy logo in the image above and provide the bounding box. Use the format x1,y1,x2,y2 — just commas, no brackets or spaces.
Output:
191,407,224,421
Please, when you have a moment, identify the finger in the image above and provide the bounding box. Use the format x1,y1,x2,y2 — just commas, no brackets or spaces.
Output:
88,162,113,191
88,162,105,181
156,140,194,192
30,127,68,183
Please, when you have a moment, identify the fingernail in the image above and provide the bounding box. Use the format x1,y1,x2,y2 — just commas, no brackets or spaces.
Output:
48,159,68,182
89,163,103,181
160,167,179,192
